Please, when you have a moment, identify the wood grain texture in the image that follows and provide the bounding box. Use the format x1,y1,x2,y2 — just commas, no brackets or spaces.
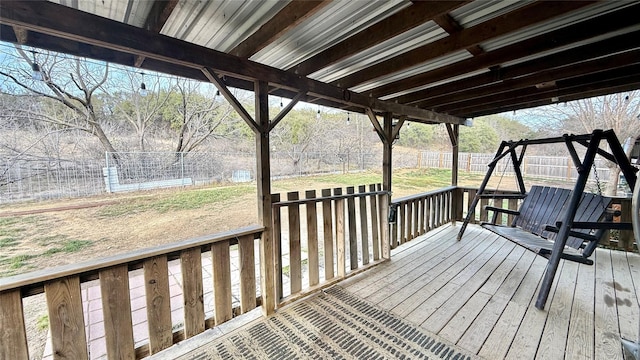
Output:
565,261,595,360
379,192,390,259
212,240,232,324
99,265,135,360
406,200,413,241
321,188,334,280
594,250,623,360
45,276,88,360
0,289,29,360
287,191,302,294
238,235,257,314
306,190,319,286
180,248,205,338
143,256,173,354
398,202,406,245
334,188,346,277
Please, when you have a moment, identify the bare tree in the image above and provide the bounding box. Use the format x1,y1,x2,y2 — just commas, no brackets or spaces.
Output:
0,46,120,162
167,79,242,155
108,72,173,151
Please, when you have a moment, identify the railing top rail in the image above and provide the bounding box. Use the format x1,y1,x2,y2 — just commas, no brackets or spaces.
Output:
0,225,264,293
272,190,389,207
392,186,457,203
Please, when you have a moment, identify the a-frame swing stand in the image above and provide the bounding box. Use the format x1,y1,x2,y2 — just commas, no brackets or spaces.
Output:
458,129,637,309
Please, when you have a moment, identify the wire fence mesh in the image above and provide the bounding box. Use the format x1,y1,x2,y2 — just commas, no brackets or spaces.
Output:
0,150,626,204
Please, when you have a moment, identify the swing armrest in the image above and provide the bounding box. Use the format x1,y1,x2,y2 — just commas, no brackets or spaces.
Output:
543,224,600,243
484,206,520,216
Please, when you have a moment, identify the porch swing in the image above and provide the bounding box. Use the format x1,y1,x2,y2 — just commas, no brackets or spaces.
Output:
457,129,637,309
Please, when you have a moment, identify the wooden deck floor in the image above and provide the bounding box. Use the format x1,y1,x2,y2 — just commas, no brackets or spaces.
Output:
340,224,640,360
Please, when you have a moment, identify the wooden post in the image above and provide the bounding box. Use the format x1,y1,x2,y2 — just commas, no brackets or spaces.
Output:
255,80,276,315
382,112,393,254
346,186,358,270
334,188,346,277
358,185,370,265
321,189,334,280
306,190,319,286
287,191,302,294
447,124,459,225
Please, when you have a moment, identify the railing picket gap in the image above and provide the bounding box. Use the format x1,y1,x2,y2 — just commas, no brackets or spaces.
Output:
358,185,370,265
143,256,172,354
287,191,302,294
272,194,283,300
369,184,380,261
180,248,205,338
100,265,135,359
45,276,89,359
346,187,358,270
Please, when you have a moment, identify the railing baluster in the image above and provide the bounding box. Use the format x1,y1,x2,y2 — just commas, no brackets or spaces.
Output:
321,189,334,281
287,191,302,294
358,185,370,265
238,235,257,313
406,199,413,241
212,241,232,324
399,202,406,244
180,248,205,338
419,198,426,235
369,184,380,261
45,276,89,359
100,265,135,359
0,289,29,360
143,256,172,354
305,190,320,286
334,188,346,277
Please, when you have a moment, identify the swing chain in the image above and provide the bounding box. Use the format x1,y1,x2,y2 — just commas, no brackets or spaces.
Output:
592,162,603,196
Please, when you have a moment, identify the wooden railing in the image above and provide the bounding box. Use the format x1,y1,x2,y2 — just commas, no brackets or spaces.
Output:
0,225,264,360
272,184,389,304
389,186,456,247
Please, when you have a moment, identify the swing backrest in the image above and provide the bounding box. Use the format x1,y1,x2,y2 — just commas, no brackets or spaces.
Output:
513,186,612,249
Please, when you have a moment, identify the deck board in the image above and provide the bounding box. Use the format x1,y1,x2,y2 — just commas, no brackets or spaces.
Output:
340,224,640,359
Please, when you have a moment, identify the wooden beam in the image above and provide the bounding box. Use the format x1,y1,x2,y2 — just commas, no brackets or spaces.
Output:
143,0,179,33
433,13,483,56
391,116,406,142
368,2,640,98
392,30,640,105
366,108,386,143
291,1,468,76
12,25,27,43
136,0,178,68
202,68,259,133
269,91,306,131
230,1,331,59
0,0,464,125
419,49,640,110
334,1,596,89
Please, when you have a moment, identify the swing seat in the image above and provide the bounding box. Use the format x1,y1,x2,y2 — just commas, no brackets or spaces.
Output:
481,186,615,265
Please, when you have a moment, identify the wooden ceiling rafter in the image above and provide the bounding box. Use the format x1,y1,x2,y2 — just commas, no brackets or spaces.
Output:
463,81,640,119
229,1,331,59
290,0,469,77
134,0,179,68
450,67,640,117
391,30,640,106
0,0,465,126
433,13,483,56
417,49,640,110
333,1,596,90
368,2,640,99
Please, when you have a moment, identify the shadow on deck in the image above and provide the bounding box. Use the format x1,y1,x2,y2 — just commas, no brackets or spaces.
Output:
155,224,640,360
